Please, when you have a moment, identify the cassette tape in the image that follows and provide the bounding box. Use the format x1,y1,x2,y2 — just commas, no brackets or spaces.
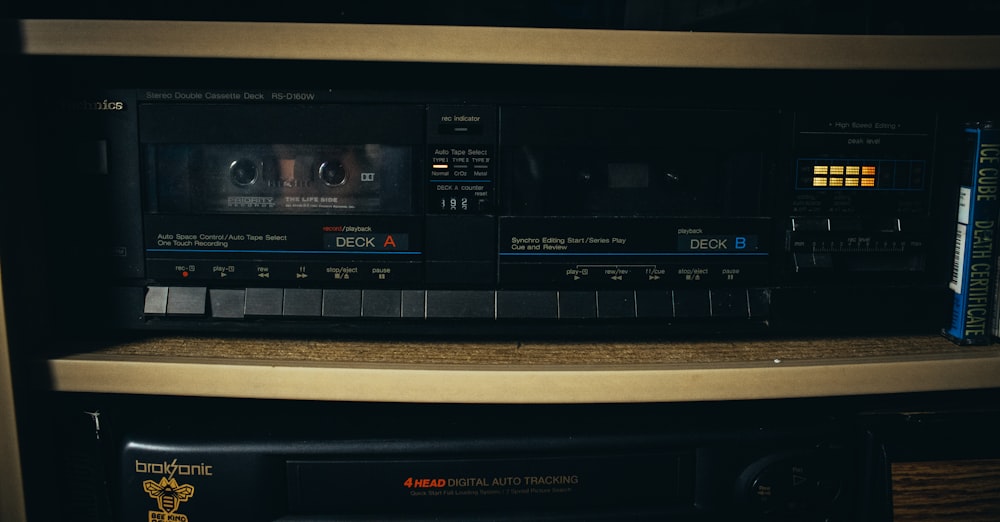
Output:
149,143,413,214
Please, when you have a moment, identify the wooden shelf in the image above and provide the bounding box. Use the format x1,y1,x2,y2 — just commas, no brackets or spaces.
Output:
0,267,26,522
893,459,1000,521
45,335,1000,404
19,19,1000,70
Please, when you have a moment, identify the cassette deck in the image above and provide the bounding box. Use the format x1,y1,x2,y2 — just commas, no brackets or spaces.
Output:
33,61,966,336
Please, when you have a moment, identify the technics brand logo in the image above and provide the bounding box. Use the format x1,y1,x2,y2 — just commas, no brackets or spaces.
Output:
135,458,214,479
70,99,126,111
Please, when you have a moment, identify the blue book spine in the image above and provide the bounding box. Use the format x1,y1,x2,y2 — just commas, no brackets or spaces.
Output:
945,122,999,345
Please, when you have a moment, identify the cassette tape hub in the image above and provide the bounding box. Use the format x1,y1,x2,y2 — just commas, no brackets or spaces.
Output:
37,68,957,335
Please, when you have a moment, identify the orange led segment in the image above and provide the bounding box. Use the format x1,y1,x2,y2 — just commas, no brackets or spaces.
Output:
804,161,881,189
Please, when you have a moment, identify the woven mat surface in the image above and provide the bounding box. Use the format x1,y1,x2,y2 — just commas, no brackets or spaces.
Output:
93,335,992,367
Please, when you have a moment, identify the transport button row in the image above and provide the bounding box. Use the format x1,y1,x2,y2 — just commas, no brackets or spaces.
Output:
144,287,770,320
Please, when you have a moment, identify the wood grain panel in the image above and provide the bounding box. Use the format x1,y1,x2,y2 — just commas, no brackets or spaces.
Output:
19,20,1000,70
44,335,1000,403
92,334,996,367
0,265,27,522
893,460,1000,521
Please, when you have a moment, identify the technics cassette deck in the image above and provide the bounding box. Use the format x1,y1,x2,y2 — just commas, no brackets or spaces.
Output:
36,60,970,336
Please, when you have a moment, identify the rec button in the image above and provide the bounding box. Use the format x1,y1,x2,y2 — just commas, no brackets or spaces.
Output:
166,287,207,316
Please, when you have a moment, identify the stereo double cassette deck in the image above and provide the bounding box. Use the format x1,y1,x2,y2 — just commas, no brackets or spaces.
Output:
36,61,965,336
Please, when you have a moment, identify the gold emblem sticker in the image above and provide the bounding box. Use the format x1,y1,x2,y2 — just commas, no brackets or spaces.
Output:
143,477,195,521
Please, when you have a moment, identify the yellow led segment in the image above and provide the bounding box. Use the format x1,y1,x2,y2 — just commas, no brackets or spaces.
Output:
807,162,879,189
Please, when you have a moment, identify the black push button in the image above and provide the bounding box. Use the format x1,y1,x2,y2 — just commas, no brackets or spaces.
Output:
283,289,322,317
143,286,168,316
426,290,495,319
322,290,362,318
401,290,426,318
166,286,207,316
558,291,597,319
748,288,771,317
497,291,558,319
245,288,283,316
597,291,636,319
710,289,749,318
636,291,673,318
362,290,401,318
209,289,246,319
673,289,711,318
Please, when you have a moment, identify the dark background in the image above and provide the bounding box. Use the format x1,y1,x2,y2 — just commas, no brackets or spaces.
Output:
4,0,1000,35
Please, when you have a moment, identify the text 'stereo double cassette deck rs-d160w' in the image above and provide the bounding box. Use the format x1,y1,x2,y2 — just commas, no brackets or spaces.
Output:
40,72,962,336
